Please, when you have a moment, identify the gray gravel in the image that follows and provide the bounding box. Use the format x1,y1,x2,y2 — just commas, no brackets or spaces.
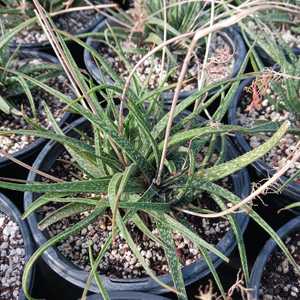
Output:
11,0,104,45
0,213,25,300
247,19,300,49
259,232,300,300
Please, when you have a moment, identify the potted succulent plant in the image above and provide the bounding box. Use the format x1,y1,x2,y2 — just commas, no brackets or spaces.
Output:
0,192,34,300
0,39,297,299
249,216,300,300
228,35,300,209
0,0,116,48
0,29,74,170
84,0,246,102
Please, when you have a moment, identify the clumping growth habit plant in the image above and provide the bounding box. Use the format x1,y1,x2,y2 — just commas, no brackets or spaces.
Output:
0,3,299,300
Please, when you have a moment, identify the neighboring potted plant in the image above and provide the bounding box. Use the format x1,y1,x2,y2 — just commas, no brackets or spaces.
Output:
249,216,300,300
0,192,34,300
0,0,116,48
228,36,300,208
84,0,246,101
0,30,73,170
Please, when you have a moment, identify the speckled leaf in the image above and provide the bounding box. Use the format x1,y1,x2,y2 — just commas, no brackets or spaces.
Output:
212,194,249,284
203,122,289,181
156,217,188,300
132,214,165,247
38,203,93,231
88,243,109,300
22,192,71,219
108,174,177,293
0,177,143,194
194,181,300,273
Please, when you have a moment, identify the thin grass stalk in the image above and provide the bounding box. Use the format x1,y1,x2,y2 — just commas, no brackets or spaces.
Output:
33,0,96,112
48,3,117,17
0,150,62,182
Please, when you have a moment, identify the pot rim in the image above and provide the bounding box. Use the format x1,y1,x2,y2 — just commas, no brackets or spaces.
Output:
9,9,105,49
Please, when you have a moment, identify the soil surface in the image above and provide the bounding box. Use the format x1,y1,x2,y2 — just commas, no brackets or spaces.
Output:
35,150,233,279
97,32,234,92
247,13,300,49
259,231,300,300
0,213,25,300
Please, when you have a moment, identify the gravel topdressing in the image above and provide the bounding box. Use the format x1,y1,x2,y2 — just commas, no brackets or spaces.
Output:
237,82,300,179
0,213,26,300
98,32,234,92
36,152,232,279
260,231,300,300
0,58,73,157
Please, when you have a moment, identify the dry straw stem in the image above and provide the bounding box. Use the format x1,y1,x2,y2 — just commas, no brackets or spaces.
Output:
33,0,127,166
49,3,117,17
33,0,97,113
159,0,167,82
0,150,62,183
194,0,215,113
188,141,300,219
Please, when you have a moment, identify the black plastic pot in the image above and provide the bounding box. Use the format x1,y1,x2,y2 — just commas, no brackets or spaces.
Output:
87,292,169,299
0,50,71,171
228,78,300,209
10,6,106,49
24,117,250,294
84,19,246,102
249,216,300,300
0,193,34,300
